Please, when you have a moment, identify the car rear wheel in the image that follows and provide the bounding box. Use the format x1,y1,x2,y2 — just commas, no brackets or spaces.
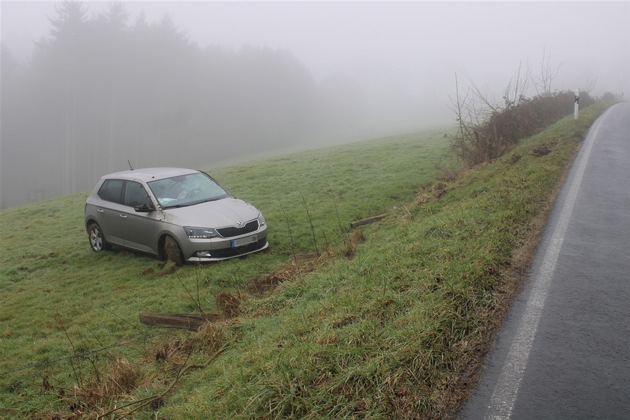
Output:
88,222,110,252
163,235,184,266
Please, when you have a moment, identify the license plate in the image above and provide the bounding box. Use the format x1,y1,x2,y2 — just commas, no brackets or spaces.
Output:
231,235,258,248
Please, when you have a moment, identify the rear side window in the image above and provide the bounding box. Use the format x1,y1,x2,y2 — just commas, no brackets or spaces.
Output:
97,179,124,203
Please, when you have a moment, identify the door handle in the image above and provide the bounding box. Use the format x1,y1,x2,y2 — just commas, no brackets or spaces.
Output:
97,208,104,213
119,214,128,219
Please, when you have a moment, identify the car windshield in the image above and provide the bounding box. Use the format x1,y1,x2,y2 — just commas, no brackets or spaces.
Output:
147,172,230,208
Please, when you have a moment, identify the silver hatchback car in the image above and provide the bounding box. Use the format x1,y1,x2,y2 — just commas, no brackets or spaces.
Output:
84,167,268,263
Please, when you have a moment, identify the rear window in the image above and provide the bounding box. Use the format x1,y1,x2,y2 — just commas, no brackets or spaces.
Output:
97,179,124,203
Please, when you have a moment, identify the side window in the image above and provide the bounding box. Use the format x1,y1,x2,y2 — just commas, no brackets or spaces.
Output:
97,179,124,203
123,181,150,207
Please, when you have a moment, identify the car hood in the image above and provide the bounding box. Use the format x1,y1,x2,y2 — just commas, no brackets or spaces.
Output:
162,197,260,228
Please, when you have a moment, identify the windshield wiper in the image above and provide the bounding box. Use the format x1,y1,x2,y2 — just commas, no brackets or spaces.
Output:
163,203,194,209
163,195,228,209
199,197,223,204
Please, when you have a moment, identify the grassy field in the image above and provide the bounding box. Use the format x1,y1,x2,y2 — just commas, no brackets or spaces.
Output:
0,104,610,418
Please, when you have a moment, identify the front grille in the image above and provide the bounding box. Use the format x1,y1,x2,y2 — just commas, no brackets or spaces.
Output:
217,220,259,238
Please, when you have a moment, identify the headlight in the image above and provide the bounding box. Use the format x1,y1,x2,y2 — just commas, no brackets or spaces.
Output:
258,213,266,227
185,226,219,239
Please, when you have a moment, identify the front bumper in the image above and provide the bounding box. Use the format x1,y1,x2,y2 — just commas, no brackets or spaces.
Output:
186,238,269,262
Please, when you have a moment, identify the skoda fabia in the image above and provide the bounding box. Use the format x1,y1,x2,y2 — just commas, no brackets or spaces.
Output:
84,167,268,263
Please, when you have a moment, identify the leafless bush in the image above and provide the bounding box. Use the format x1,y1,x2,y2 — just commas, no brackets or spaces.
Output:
449,64,594,167
599,91,621,102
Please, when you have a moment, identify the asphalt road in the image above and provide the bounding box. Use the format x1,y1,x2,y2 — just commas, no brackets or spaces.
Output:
460,102,630,420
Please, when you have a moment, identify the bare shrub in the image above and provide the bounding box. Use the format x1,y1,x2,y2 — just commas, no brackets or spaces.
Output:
101,358,139,396
599,91,620,102
450,68,593,167
435,162,459,181
66,357,140,410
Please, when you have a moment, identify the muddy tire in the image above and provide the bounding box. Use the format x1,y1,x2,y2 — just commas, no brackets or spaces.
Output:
164,235,184,266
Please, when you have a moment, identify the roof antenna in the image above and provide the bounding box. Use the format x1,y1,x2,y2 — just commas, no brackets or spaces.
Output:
127,160,134,170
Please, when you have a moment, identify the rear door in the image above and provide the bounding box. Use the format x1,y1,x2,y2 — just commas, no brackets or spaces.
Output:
93,179,125,245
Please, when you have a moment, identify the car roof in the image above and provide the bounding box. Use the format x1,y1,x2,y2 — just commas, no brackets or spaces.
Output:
101,167,200,183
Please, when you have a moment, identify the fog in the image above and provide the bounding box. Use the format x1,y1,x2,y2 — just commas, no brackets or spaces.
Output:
1,1,628,209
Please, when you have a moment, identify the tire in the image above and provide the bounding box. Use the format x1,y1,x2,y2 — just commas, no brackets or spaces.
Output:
163,235,184,266
87,222,110,252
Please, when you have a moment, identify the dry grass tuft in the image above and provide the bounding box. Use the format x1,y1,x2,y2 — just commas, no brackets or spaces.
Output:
69,357,140,411
530,142,555,157
216,291,242,318
189,322,226,354
350,229,366,245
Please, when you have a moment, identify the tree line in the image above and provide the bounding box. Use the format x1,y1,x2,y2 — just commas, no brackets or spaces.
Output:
1,2,367,208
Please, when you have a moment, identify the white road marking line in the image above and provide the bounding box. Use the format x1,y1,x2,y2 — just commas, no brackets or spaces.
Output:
485,110,611,419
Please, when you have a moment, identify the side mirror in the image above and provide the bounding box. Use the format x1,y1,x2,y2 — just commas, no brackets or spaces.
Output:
134,203,154,213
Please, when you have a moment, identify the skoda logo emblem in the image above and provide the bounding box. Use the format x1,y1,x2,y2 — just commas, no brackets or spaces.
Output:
237,220,243,227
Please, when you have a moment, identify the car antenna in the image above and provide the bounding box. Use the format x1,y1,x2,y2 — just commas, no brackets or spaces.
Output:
128,160,134,170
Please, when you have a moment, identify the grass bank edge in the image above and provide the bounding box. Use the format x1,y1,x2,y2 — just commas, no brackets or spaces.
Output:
158,102,614,418
0,102,612,417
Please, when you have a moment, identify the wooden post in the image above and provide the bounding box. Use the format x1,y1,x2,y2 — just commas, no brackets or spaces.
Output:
140,313,220,331
350,214,387,228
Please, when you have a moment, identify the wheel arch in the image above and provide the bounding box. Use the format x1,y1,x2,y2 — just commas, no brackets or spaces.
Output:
85,216,99,231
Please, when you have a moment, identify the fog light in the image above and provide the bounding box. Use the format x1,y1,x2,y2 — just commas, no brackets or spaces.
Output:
195,251,212,257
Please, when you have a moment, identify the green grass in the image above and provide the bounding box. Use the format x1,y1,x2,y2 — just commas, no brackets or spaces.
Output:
0,105,611,418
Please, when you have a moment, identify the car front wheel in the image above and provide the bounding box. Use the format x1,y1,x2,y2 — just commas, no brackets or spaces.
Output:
163,235,184,266
88,222,110,252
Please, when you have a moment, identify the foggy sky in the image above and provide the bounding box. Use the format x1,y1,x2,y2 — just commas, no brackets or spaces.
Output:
2,1,629,131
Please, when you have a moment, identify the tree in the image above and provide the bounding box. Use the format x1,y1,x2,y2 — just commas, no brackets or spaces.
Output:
48,0,88,41
42,1,91,194
531,47,561,97
0,45,21,208
1,2,362,208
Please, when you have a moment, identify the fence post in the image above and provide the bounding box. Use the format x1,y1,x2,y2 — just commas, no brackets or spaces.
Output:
574,89,579,120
